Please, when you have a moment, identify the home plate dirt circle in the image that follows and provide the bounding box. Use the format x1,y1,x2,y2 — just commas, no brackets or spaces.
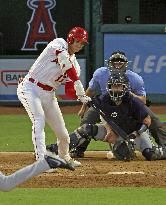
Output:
1,151,166,188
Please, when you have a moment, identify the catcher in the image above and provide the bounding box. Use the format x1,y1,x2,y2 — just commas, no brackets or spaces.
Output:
47,73,166,161
73,51,166,157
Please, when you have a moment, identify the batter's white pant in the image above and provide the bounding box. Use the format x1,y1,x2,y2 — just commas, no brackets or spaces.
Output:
0,158,50,192
17,78,71,161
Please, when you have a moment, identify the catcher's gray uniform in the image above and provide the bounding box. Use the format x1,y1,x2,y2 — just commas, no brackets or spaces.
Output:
94,124,153,152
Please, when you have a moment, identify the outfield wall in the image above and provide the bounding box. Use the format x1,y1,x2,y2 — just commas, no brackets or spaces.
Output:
94,24,166,104
0,56,86,104
0,1,166,104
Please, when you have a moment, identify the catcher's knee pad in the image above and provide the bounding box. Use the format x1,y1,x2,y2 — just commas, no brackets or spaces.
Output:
77,124,98,139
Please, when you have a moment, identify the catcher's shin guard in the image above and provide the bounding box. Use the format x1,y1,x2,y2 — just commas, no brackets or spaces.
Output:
46,124,98,154
46,131,82,154
70,124,98,150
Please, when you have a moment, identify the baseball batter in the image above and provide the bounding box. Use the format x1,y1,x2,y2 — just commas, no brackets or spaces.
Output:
0,155,74,192
17,27,91,167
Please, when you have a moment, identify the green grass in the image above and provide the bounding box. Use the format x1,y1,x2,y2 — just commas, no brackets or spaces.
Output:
0,114,109,151
0,188,166,205
158,114,166,122
0,114,165,152
0,113,166,204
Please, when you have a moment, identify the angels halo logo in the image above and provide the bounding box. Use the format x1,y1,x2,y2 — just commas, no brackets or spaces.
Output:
22,0,57,51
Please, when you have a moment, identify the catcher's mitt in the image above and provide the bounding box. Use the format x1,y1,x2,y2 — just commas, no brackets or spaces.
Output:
112,139,135,161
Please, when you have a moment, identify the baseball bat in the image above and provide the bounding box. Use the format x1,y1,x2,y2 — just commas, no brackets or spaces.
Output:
88,101,129,140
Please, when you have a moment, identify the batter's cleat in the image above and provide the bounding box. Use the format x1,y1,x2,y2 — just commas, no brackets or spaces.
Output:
44,155,75,171
68,158,82,167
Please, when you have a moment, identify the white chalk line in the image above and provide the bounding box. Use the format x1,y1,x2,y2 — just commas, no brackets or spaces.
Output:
107,171,145,175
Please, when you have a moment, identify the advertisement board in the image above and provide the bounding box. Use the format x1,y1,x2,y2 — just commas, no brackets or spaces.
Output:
0,58,86,102
104,34,166,94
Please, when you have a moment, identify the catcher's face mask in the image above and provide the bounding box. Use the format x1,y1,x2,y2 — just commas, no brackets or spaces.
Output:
107,52,128,72
107,73,129,102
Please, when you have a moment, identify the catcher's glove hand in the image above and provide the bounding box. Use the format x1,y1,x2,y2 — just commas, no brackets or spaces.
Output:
112,139,135,161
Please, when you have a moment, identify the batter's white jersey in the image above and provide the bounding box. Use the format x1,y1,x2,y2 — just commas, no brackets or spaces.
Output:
27,38,80,89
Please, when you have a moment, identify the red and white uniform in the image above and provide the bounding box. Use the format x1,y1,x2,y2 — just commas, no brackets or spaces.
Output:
17,38,87,161
29,38,80,89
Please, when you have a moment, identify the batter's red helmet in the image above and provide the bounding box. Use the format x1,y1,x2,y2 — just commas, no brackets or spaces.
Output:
67,27,88,44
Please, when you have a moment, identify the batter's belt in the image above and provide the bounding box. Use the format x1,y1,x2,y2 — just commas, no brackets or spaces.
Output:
29,78,55,91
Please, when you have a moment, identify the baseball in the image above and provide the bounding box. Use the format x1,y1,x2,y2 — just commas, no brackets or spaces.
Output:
106,151,114,159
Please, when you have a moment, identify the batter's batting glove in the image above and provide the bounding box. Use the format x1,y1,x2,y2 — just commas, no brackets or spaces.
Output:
78,95,92,104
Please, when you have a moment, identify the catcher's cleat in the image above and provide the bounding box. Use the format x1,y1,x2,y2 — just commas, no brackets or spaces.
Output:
44,155,75,171
46,144,58,154
70,149,84,158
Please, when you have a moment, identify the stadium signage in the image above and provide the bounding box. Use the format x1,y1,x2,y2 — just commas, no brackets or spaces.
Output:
22,0,57,51
104,34,166,94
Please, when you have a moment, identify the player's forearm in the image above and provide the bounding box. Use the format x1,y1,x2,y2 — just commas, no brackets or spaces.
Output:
66,67,86,98
85,87,95,97
65,67,91,104
80,88,94,110
102,121,117,144
143,115,151,127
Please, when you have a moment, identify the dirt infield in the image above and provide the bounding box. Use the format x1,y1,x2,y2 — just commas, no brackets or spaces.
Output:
0,105,83,115
0,152,166,188
0,105,166,188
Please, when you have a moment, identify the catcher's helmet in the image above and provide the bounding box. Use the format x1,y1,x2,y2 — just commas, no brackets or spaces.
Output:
107,73,129,102
107,51,128,72
67,27,88,44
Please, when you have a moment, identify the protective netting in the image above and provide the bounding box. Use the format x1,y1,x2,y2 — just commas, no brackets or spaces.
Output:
102,0,118,24
140,0,166,24
102,0,166,24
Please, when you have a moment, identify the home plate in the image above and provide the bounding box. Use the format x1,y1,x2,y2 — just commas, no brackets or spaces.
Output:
107,171,145,175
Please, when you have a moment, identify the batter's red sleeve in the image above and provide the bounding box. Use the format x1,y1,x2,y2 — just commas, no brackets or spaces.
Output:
65,81,77,99
66,65,79,82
